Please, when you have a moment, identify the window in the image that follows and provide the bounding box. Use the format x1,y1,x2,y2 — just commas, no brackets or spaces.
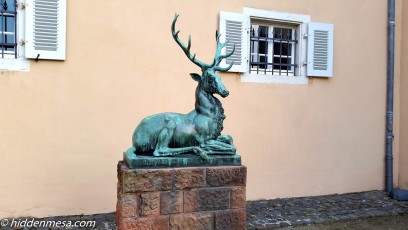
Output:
0,0,17,58
219,8,334,84
0,0,67,71
0,0,29,71
250,22,297,76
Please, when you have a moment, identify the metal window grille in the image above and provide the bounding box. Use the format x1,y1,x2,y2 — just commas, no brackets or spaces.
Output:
250,24,298,76
0,0,17,58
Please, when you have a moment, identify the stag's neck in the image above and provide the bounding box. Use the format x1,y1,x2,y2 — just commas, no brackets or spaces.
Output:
194,86,219,115
194,85,225,137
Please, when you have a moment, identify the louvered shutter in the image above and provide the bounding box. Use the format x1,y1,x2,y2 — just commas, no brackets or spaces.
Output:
219,12,249,72
307,22,334,77
25,0,67,60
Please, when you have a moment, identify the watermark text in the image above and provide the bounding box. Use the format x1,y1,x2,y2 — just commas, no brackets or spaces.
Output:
1,218,96,228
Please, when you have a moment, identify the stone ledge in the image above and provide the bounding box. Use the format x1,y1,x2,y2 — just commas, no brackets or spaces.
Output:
124,148,242,169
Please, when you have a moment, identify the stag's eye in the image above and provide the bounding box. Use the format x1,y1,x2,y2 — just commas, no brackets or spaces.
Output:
208,78,214,84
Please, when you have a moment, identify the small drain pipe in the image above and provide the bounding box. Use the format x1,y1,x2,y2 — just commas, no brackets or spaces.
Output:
387,0,408,201
386,0,395,196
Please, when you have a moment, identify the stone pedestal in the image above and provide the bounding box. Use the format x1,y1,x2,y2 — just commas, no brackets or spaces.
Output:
116,160,247,230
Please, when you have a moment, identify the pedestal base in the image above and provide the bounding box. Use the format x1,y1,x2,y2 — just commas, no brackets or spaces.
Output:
116,161,247,230
124,148,242,169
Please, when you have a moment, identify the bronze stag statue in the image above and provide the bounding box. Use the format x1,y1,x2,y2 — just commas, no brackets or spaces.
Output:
131,13,236,160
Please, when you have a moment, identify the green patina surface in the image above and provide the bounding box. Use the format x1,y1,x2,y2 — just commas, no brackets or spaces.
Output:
124,147,241,169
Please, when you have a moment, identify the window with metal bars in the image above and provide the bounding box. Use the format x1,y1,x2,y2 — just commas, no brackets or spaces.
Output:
250,22,298,76
0,0,17,59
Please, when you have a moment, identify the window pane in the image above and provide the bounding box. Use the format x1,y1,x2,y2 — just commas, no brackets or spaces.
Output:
259,41,268,55
273,57,292,70
286,43,292,55
259,56,268,69
273,42,281,55
251,54,257,62
2,0,16,12
4,34,14,43
258,26,268,38
273,57,280,69
5,16,14,32
273,27,292,40
0,0,17,57
273,42,292,56
5,45,14,51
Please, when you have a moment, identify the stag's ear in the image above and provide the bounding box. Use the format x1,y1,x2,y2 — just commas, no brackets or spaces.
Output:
190,73,202,82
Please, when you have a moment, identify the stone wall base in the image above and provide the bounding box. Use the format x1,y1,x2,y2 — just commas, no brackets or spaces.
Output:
116,161,247,230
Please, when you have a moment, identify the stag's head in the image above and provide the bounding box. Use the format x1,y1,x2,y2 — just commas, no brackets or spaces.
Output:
171,13,235,98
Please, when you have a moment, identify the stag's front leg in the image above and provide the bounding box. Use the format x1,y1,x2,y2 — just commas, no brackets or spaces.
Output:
153,117,210,160
153,116,176,157
216,134,234,145
153,118,191,157
201,138,237,155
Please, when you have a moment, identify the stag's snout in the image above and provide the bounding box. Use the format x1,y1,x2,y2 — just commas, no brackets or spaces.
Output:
215,80,229,98
220,90,229,98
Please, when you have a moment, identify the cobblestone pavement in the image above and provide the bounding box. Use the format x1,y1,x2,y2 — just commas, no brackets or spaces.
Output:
1,190,407,229
246,190,408,229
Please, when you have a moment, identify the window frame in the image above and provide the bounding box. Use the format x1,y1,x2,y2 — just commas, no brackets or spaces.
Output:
249,21,297,76
0,1,29,71
242,7,310,84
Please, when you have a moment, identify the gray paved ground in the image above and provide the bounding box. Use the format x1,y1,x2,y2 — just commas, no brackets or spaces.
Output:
284,213,408,230
246,190,408,229
1,190,407,229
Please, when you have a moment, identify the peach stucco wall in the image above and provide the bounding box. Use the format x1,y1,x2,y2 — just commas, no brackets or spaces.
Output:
0,0,397,217
399,0,408,190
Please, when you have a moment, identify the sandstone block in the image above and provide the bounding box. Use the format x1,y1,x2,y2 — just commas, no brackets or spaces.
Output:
175,167,205,189
184,188,229,212
231,186,246,209
206,166,246,187
121,168,173,193
160,191,183,214
214,209,246,230
140,192,160,216
119,216,169,230
118,193,138,218
170,213,213,230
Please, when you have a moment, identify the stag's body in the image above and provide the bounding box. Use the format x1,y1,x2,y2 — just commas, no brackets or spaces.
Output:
133,85,225,153
132,14,236,159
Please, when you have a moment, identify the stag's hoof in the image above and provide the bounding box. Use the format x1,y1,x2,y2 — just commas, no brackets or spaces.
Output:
199,152,210,161
217,135,234,145
153,150,162,157
193,147,210,161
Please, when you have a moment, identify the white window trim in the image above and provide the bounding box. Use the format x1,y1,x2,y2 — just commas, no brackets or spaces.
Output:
242,7,310,84
0,3,30,71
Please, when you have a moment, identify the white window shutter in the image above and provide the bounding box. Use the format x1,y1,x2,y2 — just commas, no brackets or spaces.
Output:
25,0,67,60
219,12,249,72
307,22,334,77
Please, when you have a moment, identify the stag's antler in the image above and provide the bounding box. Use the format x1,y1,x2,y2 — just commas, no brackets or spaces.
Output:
171,13,216,69
171,13,235,72
213,31,235,72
